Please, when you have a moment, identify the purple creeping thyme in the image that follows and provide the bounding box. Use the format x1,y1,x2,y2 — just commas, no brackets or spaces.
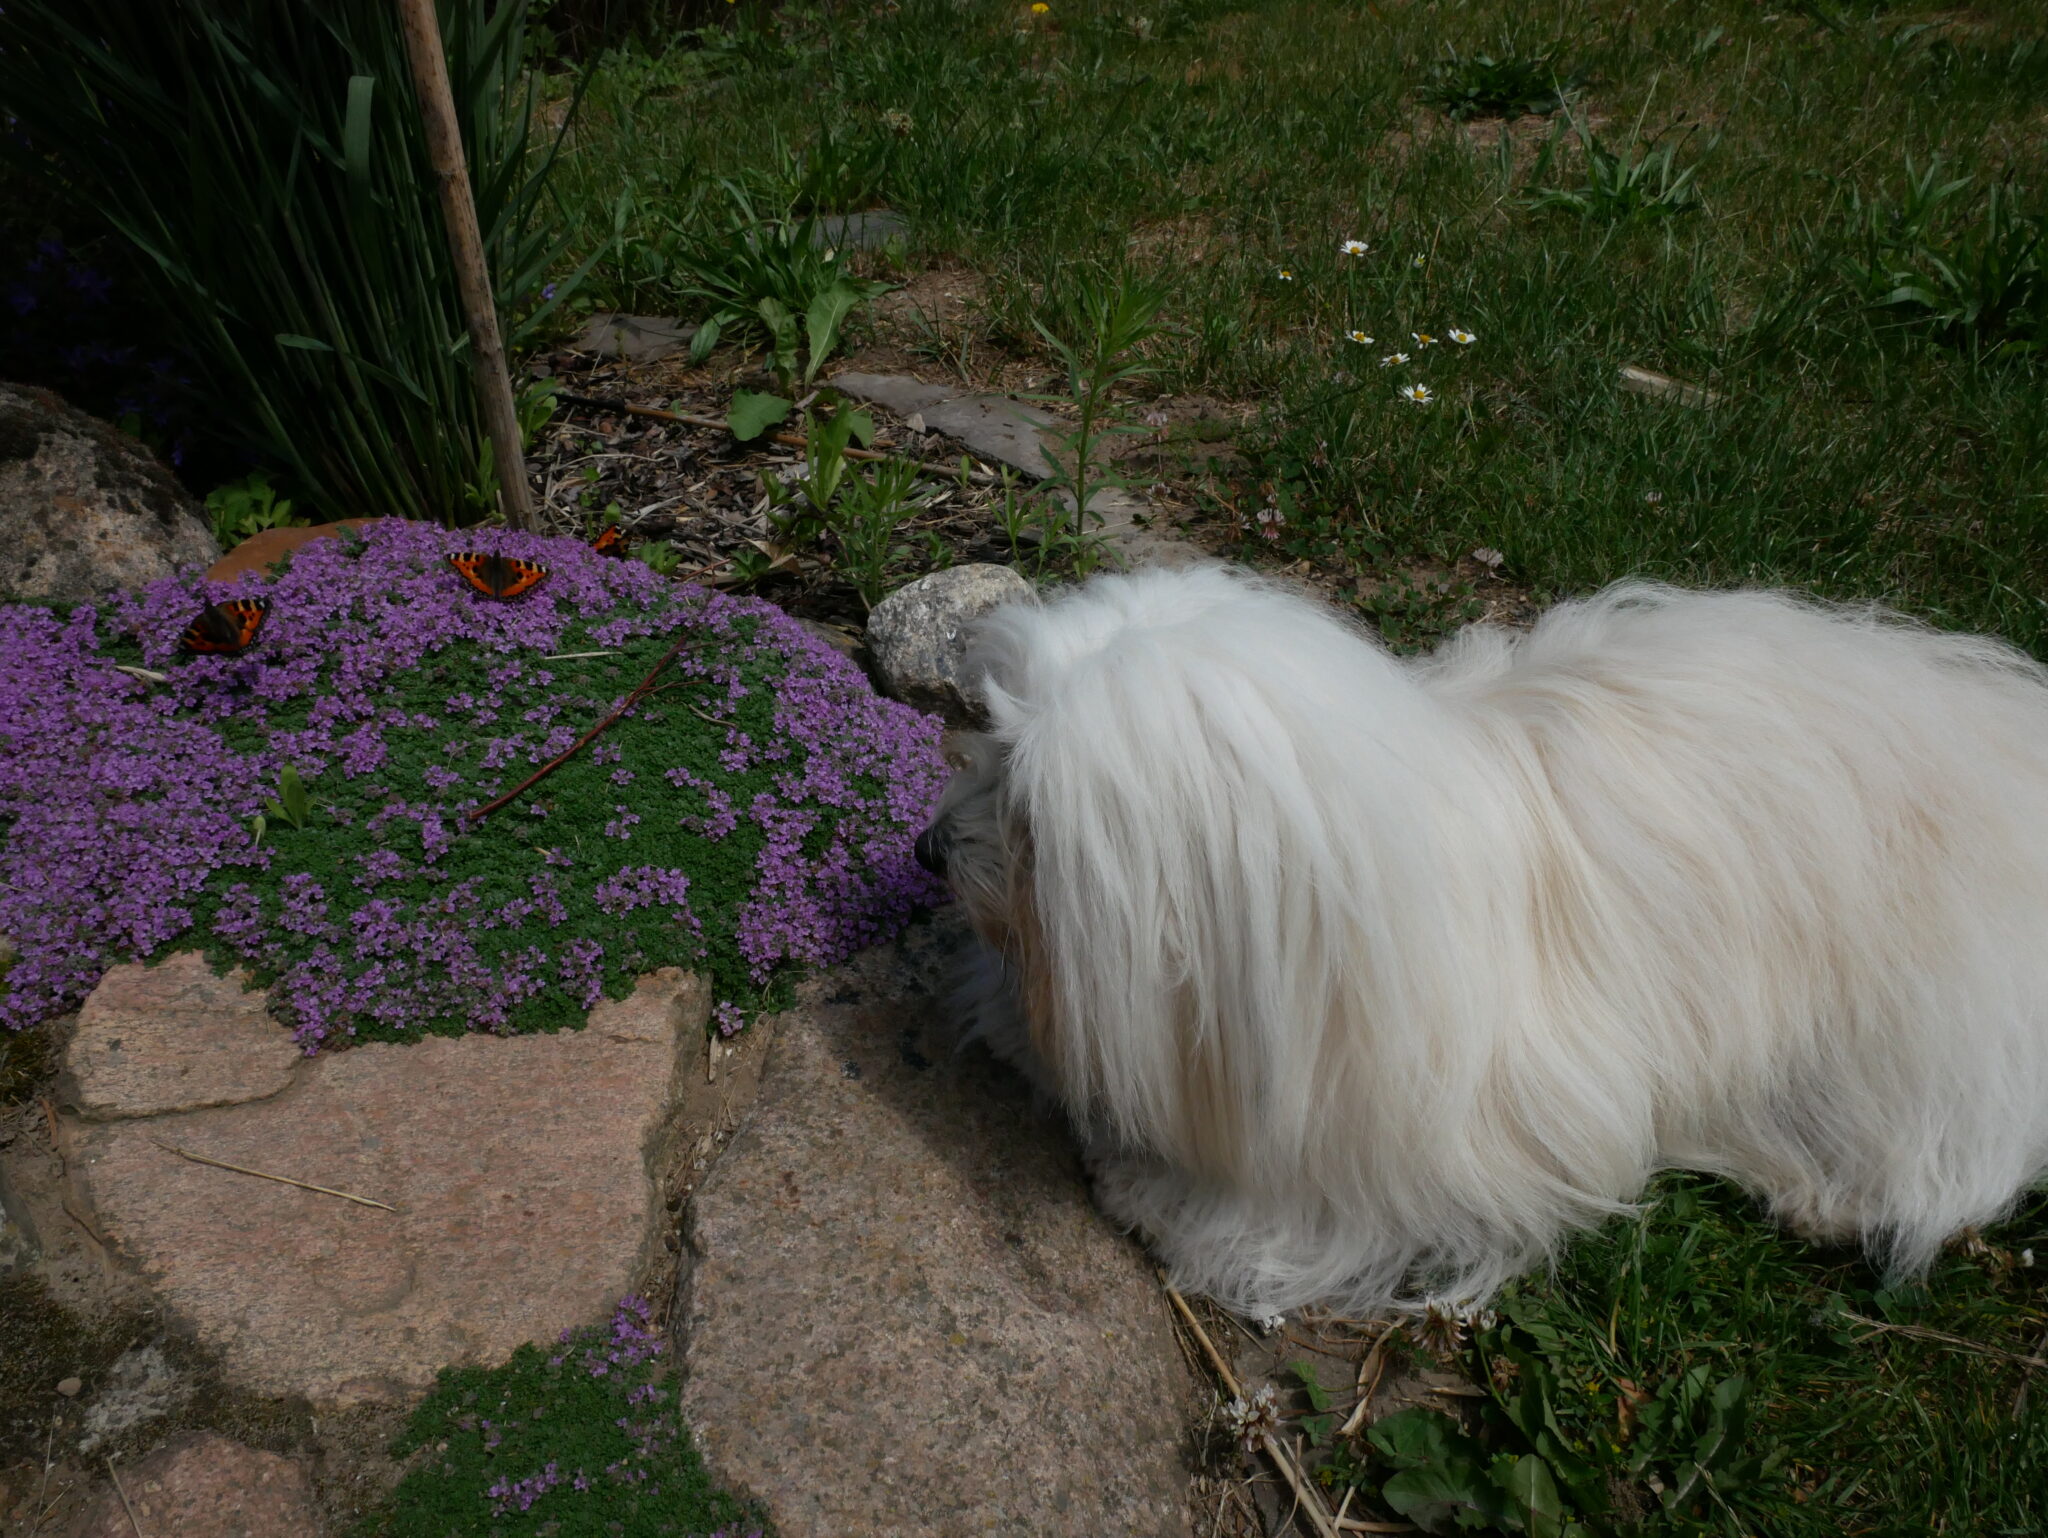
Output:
486,1460,563,1516
0,521,949,1042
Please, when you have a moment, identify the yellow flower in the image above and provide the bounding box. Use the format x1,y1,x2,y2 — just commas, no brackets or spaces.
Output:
1400,382,1434,405
1031,2,1050,11
1277,268,1295,281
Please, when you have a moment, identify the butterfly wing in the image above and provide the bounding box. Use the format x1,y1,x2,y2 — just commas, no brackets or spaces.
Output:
448,552,548,599
178,597,269,655
590,525,626,558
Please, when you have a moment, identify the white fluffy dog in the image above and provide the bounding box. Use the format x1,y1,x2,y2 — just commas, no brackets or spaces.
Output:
914,563,2048,1315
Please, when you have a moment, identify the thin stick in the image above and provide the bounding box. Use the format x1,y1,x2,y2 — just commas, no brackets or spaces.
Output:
467,628,698,823
395,0,534,530
1839,1311,2048,1370
1336,1519,1416,1534
154,1141,395,1212
1165,1285,1341,1538
106,1457,144,1538
110,665,168,685
555,391,1003,484
540,650,619,661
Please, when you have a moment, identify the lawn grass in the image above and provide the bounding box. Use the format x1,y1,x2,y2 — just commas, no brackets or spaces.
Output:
545,0,2048,652
527,2,2048,1530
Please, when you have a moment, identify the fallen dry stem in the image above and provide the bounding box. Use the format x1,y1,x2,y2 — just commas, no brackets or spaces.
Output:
1165,1283,1342,1538
154,1141,396,1212
1840,1311,2048,1370
467,627,700,822
106,1457,144,1538
557,391,1003,484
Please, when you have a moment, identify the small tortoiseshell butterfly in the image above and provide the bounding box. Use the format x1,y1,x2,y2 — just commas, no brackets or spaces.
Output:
178,597,270,656
447,552,548,600
590,525,628,558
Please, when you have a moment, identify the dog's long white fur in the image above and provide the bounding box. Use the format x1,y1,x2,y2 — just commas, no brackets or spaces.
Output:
930,564,2048,1314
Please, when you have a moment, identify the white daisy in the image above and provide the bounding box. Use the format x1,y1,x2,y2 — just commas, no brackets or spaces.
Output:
1340,238,1370,257
1277,267,1295,281
1449,327,1477,345
1411,253,1427,269
1400,382,1434,405
1346,329,1373,345
1412,331,1437,348
1379,351,1409,368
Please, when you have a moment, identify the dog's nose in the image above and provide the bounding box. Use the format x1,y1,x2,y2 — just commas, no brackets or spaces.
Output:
913,826,947,876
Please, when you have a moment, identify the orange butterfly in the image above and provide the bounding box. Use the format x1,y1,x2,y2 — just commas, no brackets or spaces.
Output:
447,552,548,600
590,524,628,558
178,597,270,656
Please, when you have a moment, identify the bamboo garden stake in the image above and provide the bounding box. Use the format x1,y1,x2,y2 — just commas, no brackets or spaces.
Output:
395,0,536,530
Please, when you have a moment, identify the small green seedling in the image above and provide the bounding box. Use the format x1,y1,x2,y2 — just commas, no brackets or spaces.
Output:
264,765,312,831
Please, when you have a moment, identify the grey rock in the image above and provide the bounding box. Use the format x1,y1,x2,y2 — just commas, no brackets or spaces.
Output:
811,208,909,251
864,563,1036,725
831,372,1059,482
0,383,220,604
0,1189,36,1273
676,911,1198,1538
572,313,701,363
78,1343,186,1452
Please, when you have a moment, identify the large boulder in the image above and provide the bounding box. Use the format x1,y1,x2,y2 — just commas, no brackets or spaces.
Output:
675,911,1199,1537
0,382,220,604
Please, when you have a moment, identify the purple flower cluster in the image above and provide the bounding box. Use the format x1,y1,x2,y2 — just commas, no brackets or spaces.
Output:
0,521,950,1043
552,1294,666,1379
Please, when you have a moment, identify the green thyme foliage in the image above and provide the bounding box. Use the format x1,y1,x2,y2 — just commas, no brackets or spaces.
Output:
186,620,780,1041
365,1320,757,1538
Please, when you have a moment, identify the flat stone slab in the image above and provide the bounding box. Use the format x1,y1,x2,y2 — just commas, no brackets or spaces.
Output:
204,518,384,583
677,911,1197,1537
63,951,299,1120
61,965,708,1408
813,209,909,251
831,372,1201,570
831,372,1060,483
573,312,701,363
61,1432,319,1538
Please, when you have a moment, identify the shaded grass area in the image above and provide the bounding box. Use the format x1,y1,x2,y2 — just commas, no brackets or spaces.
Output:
1447,1176,2048,1535
545,0,2048,651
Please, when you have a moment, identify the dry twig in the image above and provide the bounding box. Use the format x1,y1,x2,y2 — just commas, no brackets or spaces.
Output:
153,1141,396,1212
557,390,1003,484
467,627,700,822
1840,1311,2048,1370
106,1457,145,1538
1165,1284,1343,1538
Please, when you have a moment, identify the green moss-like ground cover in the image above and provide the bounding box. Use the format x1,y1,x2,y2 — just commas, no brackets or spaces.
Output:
360,1299,761,1538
